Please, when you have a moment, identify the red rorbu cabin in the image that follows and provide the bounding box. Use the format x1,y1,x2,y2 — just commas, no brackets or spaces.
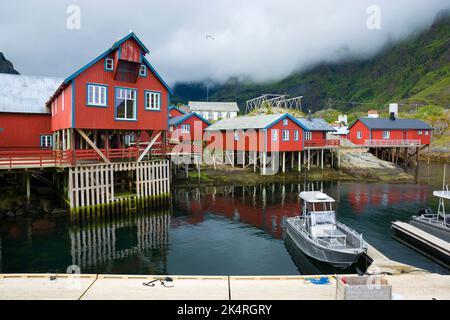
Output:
168,111,210,151
348,117,432,146
0,74,61,151
46,32,173,163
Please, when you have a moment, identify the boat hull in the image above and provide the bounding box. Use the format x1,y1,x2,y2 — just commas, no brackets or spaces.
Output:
286,222,365,269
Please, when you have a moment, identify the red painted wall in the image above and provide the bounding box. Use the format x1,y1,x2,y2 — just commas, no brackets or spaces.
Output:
51,82,72,130
371,129,431,144
0,113,52,149
170,115,209,142
52,38,169,132
205,117,305,152
348,119,432,145
348,120,370,145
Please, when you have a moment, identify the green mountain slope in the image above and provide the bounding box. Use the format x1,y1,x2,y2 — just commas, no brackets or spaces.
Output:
173,13,450,113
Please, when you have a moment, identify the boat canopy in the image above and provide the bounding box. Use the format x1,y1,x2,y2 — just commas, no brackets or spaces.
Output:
433,190,450,200
299,191,335,203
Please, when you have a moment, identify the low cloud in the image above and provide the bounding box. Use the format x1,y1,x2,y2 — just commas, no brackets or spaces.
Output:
0,0,448,84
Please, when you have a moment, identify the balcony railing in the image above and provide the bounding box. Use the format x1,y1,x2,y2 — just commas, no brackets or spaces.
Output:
0,147,145,169
364,139,421,147
304,139,340,148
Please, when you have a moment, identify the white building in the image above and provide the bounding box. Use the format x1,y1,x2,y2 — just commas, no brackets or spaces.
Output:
188,101,239,121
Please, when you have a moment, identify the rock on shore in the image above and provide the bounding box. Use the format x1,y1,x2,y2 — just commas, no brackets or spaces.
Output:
340,151,414,182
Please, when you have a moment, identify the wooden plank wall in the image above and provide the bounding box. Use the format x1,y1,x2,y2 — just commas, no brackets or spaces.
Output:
68,160,170,209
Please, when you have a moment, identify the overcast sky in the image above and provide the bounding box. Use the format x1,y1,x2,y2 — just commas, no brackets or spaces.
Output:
0,0,448,85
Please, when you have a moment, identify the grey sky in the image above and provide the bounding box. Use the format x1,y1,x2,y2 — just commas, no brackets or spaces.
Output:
0,0,448,85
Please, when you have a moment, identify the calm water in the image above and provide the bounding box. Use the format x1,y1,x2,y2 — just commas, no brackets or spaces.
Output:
0,161,448,275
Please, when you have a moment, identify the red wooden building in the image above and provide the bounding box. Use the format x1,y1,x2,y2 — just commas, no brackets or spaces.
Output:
0,74,61,151
168,111,210,144
46,32,173,163
348,117,432,146
204,113,337,173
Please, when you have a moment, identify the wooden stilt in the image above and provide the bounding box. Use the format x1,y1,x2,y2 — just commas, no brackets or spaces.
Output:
282,152,285,173
321,149,324,170
298,151,301,172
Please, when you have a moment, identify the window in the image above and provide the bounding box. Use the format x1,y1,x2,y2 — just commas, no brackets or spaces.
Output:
425,131,429,135
105,58,114,71
357,131,362,139
283,119,288,126
382,131,390,139
40,135,52,148
87,84,107,107
417,130,422,135
234,131,240,141
115,88,136,120
124,134,135,146
181,124,190,133
305,131,312,140
294,130,299,141
217,112,222,119
272,129,279,142
139,64,147,76
225,112,230,119
282,130,289,141
208,112,214,119
145,91,161,110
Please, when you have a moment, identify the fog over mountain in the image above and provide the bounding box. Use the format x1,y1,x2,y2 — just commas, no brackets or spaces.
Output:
0,0,448,84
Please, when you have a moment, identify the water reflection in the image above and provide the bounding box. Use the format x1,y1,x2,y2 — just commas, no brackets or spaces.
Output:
68,211,170,271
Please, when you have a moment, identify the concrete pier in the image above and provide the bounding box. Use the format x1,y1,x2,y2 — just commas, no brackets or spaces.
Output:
0,273,449,300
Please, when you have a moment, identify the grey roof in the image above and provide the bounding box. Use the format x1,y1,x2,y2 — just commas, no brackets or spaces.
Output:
205,114,285,131
0,73,63,114
188,101,239,112
296,117,335,131
357,117,433,130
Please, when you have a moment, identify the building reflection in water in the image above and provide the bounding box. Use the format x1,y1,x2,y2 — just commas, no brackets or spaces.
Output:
68,210,171,271
172,181,330,240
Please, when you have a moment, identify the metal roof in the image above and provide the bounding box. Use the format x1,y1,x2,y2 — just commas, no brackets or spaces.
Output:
355,117,433,130
188,101,239,112
296,118,336,131
0,73,63,114
205,114,286,131
299,191,335,203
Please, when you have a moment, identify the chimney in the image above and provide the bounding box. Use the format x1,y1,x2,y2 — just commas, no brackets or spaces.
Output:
308,110,312,121
389,103,398,117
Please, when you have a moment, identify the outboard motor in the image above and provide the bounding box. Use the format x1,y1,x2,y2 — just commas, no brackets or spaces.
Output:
418,207,433,216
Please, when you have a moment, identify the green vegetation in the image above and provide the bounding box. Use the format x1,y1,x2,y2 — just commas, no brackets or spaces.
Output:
173,14,449,114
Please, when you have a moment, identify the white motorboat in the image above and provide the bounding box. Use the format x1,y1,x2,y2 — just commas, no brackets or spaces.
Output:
286,191,367,269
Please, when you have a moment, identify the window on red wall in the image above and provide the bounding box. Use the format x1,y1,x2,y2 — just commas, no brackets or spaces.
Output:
357,131,362,139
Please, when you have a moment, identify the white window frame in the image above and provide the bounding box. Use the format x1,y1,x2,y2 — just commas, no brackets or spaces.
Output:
181,124,190,133
283,119,288,126
417,130,422,135
139,64,147,76
40,135,52,148
145,91,161,110
425,131,429,135
382,131,390,139
305,131,312,140
105,58,114,71
357,131,362,139
115,87,136,120
272,129,279,142
87,84,107,107
294,130,299,141
234,131,240,141
282,130,289,141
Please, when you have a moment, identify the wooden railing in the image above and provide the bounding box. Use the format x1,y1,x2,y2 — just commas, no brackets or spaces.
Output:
364,139,421,147
0,147,144,169
304,139,340,148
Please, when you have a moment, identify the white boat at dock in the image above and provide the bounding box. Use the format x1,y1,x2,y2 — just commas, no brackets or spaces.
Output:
286,191,368,269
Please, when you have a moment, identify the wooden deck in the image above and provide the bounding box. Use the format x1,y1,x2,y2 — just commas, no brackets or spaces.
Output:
0,273,449,300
